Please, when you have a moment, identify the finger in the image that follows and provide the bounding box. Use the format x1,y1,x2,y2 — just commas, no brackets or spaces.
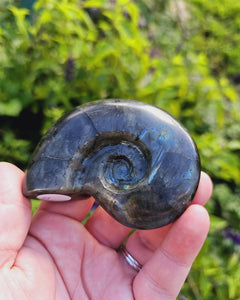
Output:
133,205,210,299
124,171,213,265
37,196,95,223
85,206,131,248
192,171,213,205
85,171,212,249
0,162,31,268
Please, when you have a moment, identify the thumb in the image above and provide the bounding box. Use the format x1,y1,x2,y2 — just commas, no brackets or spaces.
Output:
0,162,31,268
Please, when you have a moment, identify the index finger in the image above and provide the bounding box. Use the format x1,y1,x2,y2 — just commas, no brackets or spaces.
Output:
133,205,210,299
86,171,213,250
123,171,213,266
192,171,213,205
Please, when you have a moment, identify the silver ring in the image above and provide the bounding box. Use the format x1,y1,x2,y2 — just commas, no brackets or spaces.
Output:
120,246,142,272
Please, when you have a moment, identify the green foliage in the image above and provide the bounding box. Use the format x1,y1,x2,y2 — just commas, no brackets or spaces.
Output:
186,0,240,76
1,0,240,298
31,199,40,214
0,0,153,167
180,215,240,299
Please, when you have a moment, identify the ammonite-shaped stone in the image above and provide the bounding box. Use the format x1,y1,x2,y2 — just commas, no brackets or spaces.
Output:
23,99,200,229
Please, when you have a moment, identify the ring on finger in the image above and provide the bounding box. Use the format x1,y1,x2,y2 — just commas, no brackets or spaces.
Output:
119,245,142,272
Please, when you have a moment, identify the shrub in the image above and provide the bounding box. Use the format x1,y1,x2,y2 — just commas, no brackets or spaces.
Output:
1,0,240,298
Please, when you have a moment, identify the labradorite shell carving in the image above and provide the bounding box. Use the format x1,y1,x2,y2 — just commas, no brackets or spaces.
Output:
23,99,200,229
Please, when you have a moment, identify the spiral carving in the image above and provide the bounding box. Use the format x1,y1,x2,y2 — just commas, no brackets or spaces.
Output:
69,132,150,192
23,99,200,229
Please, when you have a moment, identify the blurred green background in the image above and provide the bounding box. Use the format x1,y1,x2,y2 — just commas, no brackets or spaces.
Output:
1,0,240,298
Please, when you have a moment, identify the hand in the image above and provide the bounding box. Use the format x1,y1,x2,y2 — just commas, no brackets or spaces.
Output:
0,162,212,300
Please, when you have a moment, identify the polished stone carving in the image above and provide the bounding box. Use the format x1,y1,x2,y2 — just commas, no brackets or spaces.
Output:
23,99,200,229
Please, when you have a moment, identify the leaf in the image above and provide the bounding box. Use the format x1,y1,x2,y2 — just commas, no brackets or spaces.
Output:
209,215,227,233
10,6,29,35
0,99,22,116
83,0,107,8
87,42,117,68
227,140,240,150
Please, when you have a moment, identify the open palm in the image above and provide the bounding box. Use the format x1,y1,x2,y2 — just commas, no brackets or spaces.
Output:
0,162,212,300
